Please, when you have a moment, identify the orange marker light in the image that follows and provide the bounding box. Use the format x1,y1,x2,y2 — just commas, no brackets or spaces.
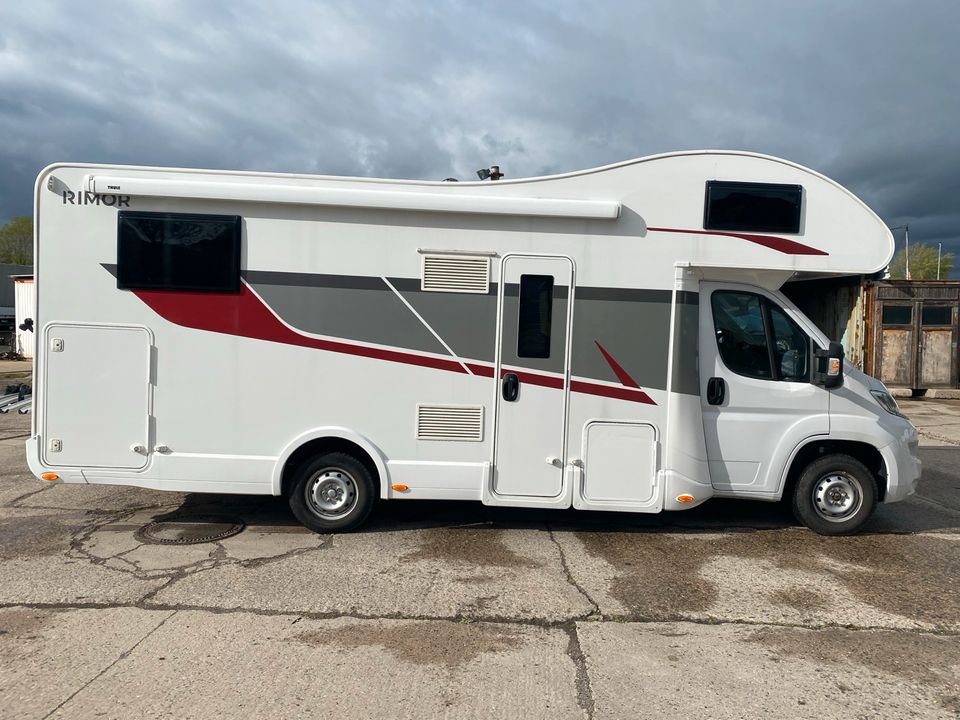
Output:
391,484,409,492
40,473,59,481
676,494,695,503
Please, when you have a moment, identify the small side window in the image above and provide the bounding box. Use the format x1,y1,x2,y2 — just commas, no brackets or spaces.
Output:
881,305,913,325
517,274,554,358
921,305,951,326
117,211,242,292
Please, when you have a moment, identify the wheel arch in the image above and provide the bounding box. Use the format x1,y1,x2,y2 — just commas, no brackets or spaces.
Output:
272,427,390,498
778,437,886,503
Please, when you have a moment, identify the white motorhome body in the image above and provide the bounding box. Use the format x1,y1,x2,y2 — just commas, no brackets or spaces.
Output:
29,151,921,534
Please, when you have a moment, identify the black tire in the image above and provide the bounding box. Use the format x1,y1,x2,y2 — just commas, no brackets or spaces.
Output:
791,453,877,536
288,451,376,533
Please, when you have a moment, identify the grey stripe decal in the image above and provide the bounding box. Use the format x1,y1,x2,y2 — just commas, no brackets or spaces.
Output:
251,279,450,356
244,270,386,291
671,294,700,396
382,276,472,374
243,269,688,304
102,263,700,395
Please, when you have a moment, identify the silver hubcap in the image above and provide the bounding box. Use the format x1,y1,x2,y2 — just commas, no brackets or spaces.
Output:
306,468,358,519
812,472,863,522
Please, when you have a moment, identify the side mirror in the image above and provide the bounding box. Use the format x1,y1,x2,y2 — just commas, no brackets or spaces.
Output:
813,341,844,389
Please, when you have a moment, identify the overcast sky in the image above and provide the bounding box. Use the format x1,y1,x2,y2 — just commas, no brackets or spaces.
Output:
2,1,958,275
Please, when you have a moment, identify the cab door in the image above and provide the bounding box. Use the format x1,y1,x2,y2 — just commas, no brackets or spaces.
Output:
699,283,828,494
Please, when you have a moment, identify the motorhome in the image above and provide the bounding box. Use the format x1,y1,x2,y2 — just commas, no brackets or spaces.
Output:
28,151,920,535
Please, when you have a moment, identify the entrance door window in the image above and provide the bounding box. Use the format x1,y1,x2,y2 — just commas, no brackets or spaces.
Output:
517,274,554,358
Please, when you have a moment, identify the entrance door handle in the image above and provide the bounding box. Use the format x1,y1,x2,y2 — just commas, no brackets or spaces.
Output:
707,377,726,405
501,373,519,402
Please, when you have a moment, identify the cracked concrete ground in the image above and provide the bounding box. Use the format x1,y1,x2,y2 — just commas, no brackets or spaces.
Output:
1,402,959,719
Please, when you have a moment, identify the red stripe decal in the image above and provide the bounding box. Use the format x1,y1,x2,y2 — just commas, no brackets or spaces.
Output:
133,282,656,405
571,380,655,404
594,341,640,388
647,226,828,256
500,368,564,389
134,282,468,374
465,362,495,378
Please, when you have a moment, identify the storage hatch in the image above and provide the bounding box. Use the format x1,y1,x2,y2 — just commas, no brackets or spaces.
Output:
42,324,151,469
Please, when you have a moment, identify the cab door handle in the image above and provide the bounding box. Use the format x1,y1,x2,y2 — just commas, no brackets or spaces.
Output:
707,377,725,405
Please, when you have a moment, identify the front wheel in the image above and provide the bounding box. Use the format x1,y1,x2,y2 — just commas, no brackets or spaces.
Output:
792,454,877,535
288,451,376,533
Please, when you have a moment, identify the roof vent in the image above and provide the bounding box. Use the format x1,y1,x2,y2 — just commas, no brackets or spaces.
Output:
416,404,484,441
421,254,490,294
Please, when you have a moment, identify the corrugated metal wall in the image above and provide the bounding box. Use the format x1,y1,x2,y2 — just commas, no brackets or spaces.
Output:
15,279,34,358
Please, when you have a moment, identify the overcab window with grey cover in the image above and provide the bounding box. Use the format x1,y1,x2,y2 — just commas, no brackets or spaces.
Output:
117,211,242,292
704,181,802,234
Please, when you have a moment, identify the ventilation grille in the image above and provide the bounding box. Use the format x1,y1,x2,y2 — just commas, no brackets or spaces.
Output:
422,254,490,293
416,404,484,441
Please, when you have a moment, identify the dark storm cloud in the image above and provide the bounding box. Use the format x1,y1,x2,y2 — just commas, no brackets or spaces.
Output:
1,0,958,273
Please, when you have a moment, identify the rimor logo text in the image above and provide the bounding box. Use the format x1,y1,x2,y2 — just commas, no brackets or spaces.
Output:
62,190,131,207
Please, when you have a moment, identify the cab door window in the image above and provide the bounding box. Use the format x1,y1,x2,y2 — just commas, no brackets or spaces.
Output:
711,292,773,379
711,291,811,382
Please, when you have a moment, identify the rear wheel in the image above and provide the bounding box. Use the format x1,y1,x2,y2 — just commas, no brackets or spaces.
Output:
792,453,877,535
288,451,376,533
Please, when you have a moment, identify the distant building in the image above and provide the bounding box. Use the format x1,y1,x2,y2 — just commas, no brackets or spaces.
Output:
0,264,32,316
785,277,960,390
12,274,34,358
0,264,32,357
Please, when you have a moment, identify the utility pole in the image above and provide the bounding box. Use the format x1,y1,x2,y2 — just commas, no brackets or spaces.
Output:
889,225,910,279
938,242,942,280
905,225,911,280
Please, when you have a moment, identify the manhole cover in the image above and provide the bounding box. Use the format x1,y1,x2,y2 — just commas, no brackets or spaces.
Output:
135,515,246,545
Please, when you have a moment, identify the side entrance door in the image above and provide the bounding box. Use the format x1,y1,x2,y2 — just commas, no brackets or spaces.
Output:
699,283,828,494
490,255,573,502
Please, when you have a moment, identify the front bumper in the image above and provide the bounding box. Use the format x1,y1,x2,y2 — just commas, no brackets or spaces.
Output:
879,425,921,503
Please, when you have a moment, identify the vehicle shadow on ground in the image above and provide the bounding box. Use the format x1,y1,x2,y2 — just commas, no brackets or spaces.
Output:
159,446,958,536
166,487,957,536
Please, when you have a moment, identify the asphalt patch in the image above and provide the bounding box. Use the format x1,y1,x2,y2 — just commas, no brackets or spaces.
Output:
576,529,960,625
401,527,541,568
0,511,89,560
295,620,521,667
0,607,56,656
751,626,960,713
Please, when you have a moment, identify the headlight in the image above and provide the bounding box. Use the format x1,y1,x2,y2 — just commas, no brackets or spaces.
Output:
871,390,904,417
